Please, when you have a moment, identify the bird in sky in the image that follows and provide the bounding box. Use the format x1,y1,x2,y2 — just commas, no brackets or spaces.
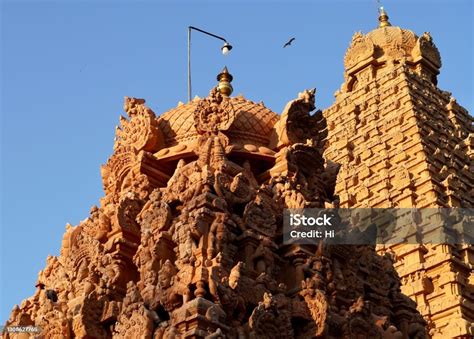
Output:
283,37,295,48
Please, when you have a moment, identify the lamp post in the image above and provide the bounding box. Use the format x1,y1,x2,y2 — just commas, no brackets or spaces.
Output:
188,26,232,101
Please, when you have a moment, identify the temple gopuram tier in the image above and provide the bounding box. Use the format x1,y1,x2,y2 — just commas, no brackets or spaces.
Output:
323,8,473,338
5,8,473,339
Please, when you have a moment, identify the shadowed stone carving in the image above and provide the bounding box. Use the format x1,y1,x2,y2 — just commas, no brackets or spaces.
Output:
4,76,428,338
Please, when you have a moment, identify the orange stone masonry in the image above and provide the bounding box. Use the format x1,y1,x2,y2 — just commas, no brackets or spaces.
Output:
323,11,474,338
4,9,473,339
5,83,430,338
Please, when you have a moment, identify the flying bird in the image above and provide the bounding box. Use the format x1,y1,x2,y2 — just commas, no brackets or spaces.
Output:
283,37,295,48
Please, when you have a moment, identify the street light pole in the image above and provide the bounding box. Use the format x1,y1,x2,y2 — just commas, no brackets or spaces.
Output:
187,26,232,102
188,27,192,102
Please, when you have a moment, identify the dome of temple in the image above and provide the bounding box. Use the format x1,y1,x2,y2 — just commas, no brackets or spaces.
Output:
157,96,279,148
366,26,418,58
344,8,441,72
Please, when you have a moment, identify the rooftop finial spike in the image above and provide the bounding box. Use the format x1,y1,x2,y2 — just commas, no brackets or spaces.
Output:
378,6,391,28
217,66,233,97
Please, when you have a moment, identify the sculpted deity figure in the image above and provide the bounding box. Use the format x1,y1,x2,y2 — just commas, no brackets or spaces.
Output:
207,214,231,260
250,237,275,276
170,211,199,264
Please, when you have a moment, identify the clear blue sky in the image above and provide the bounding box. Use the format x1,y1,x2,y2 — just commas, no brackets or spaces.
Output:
1,0,472,323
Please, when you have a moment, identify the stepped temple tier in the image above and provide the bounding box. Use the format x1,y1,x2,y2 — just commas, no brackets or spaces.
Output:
323,8,473,338
5,8,473,339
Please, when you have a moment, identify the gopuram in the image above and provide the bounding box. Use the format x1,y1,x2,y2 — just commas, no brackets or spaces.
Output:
4,8,473,339
323,8,473,338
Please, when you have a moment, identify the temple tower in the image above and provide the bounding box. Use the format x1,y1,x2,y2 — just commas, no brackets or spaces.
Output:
323,8,474,338
5,68,429,338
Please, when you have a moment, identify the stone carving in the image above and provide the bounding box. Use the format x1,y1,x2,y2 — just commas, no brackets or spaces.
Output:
194,87,236,134
243,188,278,237
113,282,155,338
5,70,431,338
302,287,328,336
343,20,442,88
344,31,375,70
136,189,171,233
115,96,164,152
101,146,138,199
412,31,442,68
248,293,294,339
324,11,473,339
270,88,326,149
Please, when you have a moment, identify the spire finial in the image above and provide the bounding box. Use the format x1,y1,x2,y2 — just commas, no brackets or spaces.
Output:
217,66,233,97
378,6,391,28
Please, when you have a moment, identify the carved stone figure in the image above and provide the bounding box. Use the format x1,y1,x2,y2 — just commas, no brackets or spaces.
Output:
5,67,433,338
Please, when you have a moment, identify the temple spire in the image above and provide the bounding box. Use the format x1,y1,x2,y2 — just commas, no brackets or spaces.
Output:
378,6,392,28
217,66,233,97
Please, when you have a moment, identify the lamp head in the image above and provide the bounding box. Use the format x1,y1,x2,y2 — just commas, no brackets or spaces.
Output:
221,42,232,55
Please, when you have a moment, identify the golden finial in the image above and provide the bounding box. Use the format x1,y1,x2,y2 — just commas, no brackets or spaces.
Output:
378,6,391,28
217,66,233,97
